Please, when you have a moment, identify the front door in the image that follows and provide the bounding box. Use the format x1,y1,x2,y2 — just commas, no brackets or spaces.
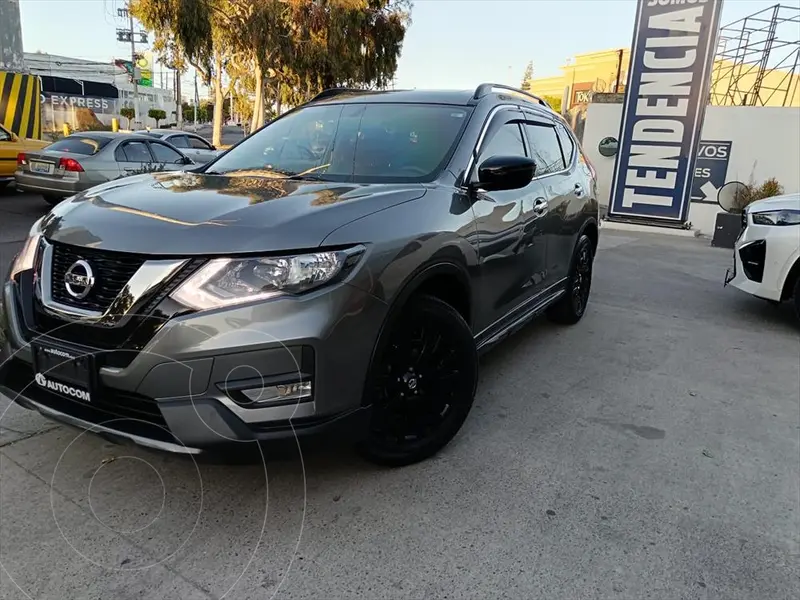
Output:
114,140,155,176
469,109,547,334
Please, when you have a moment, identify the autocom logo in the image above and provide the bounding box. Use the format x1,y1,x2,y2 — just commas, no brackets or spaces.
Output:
34,373,91,402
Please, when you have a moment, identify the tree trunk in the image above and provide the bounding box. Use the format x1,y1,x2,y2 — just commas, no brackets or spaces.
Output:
251,65,263,132
212,54,224,148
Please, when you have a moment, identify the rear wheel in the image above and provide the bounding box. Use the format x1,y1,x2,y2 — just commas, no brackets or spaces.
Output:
547,234,595,325
358,294,478,467
42,194,64,206
793,276,800,323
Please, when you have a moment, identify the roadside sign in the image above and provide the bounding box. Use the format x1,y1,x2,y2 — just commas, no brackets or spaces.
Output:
607,0,724,225
690,140,732,203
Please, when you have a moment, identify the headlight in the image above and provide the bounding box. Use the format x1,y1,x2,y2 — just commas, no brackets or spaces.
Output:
171,246,364,310
9,218,44,280
751,209,800,226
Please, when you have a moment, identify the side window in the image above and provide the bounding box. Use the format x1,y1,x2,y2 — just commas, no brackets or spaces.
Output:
555,123,575,165
188,136,212,150
149,142,184,164
523,123,565,176
0,126,10,142
169,135,190,148
478,122,526,165
115,141,152,163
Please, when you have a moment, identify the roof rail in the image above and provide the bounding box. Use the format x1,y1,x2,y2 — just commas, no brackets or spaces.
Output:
309,88,371,103
473,83,551,109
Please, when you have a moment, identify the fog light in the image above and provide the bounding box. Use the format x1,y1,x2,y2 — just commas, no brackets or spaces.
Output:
240,381,312,406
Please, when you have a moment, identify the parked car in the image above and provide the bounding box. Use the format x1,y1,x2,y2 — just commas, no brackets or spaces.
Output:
725,193,800,320
141,129,222,164
0,123,49,190
0,84,599,466
14,132,194,205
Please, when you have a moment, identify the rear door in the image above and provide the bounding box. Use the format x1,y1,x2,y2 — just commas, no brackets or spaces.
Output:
114,139,156,176
185,134,218,164
521,115,575,284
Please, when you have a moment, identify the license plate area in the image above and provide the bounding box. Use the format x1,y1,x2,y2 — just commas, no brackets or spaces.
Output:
30,161,54,175
32,341,95,402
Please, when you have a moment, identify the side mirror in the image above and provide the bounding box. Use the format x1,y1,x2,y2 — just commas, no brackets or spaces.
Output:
179,156,193,165
474,155,536,192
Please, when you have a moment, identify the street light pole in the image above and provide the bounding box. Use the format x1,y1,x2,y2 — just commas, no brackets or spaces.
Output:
128,12,140,129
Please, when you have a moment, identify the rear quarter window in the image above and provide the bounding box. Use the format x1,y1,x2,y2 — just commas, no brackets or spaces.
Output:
44,137,111,156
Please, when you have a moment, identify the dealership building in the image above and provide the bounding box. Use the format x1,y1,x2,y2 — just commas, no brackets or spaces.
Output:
23,52,178,131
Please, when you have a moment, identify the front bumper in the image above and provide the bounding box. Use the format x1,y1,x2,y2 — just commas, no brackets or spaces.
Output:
0,273,387,454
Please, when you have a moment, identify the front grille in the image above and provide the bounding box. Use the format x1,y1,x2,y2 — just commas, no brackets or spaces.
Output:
50,242,145,311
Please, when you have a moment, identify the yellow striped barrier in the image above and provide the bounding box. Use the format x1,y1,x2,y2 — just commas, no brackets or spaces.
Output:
0,71,43,139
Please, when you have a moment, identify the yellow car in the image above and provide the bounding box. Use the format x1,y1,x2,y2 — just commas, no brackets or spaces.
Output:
0,123,49,189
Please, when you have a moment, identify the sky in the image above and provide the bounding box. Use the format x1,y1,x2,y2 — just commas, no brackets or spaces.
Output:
17,0,800,94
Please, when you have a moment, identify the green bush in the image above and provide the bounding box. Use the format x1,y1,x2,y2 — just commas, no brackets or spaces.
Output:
120,107,135,128
148,108,167,127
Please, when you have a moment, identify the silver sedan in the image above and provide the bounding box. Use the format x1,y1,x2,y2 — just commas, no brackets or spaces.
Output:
141,129,223,164
14,132,194,205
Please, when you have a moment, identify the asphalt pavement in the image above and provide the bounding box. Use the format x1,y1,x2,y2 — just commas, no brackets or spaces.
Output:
0,190,798,600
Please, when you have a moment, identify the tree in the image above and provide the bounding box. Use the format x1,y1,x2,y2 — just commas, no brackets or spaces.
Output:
542,94,562,113
521,61,533,91
148,108,167,127
120,106,135,129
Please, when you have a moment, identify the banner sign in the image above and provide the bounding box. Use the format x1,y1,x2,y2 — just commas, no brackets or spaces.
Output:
690,140,732,203
608,0,724,224
41,92,118,115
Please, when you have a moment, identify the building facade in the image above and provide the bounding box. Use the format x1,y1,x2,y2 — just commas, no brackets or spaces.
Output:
23,52,177,131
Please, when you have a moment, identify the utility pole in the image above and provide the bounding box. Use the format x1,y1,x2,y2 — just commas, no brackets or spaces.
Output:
116,6,147,129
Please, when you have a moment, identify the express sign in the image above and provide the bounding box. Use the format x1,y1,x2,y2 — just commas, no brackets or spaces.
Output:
607,0,724,224
41,93,116,114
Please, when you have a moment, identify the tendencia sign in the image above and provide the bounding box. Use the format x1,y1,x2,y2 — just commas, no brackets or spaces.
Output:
608,0,724,225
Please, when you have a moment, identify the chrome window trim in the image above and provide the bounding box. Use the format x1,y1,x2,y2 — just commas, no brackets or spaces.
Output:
462,103,576,189
37,239,188,326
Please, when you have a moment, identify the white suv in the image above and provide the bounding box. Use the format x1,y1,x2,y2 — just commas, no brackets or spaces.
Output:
725,193,800,320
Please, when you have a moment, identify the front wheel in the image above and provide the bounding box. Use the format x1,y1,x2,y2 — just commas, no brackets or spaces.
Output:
547,233,595,325
793,276,800,323
358,294,478,467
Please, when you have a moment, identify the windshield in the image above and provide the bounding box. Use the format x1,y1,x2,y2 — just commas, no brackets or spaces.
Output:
207,103,471,183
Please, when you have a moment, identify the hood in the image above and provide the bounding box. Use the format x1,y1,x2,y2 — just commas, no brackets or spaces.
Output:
40,171,427,255
747,193,800,213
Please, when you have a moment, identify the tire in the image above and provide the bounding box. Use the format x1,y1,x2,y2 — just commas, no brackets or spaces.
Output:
793,276,800,323
42,194,64,206
547,233,595,325
358,294,478,467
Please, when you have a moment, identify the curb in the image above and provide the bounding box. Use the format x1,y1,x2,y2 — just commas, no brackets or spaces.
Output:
600,220,698,237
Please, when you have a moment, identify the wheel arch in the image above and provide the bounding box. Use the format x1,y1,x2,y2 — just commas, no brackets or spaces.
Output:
780,256,800,301
578,217,599,254
359,258,473,407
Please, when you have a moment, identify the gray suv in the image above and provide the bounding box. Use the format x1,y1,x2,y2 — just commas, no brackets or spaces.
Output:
0,84,599,466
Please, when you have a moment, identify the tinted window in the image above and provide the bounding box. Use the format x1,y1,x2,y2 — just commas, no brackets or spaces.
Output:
44,136,112,156
150,142,184,163
478,122,526,164
188,136,212,150
524,123,565,175
207,103,471,183
116,141,152,162
0,127,10,142
169,135,190,148
555,123,575,164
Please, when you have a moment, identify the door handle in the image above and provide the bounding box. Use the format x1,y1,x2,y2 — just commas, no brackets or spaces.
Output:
532,197,548,216
574,183,585,197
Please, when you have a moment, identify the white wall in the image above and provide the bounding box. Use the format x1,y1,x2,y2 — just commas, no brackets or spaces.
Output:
583,103,800,235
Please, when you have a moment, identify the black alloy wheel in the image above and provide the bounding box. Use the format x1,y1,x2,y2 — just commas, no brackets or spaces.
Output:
547,233,595,325
359,294,478,467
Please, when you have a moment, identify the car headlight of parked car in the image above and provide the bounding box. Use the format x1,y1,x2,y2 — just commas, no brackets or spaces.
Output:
751,209,800,226
171,246,365,310
9,217,44,280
